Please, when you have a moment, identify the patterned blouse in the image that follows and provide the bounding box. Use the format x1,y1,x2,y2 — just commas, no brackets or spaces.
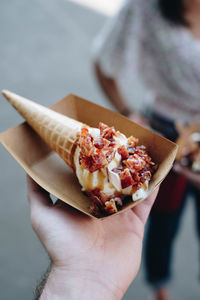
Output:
94,0,200,121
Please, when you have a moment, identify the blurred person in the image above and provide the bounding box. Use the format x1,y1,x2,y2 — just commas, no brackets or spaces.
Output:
27,176,158,299
93,0,200,299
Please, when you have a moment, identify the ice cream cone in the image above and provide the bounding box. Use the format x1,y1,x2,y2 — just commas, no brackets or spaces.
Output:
2,90,83,168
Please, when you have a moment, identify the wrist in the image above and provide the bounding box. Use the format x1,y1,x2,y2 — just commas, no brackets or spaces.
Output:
40,264,123,300
120,107,133,117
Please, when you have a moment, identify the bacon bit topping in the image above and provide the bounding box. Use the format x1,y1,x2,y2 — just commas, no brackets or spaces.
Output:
77,123,156,217
123,154,146,171
99,122,115,141
78,124,117,172
88,188,124,217
99,122,108,134
94,138,107,149
139,169,152,183
120,169,134,189
117,143,155,194
105,200,118,214
118,145,129,159
131,171,141,183
128,136,139,147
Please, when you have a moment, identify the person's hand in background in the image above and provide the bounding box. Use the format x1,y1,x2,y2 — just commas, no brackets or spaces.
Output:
174,162,200,189
27,175,158,300
128,112,149,128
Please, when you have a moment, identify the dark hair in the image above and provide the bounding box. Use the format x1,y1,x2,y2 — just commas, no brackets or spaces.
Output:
158,0,188,26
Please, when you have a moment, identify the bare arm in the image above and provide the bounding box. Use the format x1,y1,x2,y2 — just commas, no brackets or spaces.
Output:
94,61,149,127
94,61,132,116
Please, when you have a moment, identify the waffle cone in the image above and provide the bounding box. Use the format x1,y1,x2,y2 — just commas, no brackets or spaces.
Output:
2,90,83,168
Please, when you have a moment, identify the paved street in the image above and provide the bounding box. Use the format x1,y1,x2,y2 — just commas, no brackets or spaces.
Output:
0,0,199,299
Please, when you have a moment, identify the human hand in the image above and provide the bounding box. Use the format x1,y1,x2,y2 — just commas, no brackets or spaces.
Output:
128,113,149,128
174,162,200,189
27,175,158,300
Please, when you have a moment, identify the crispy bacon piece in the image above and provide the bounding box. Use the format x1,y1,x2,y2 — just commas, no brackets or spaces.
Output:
105,200,118,214
139,170,152,183
94,137,109,149
81,127,89,138
99,122,108,134
104,129,115,141
123,154,146,171
118,145,129,159
120,169,134,189
94,137,110,149
131,171,141,183
78,128,93,156
99,122,115,141
78,126,116,172
134,147,152,164
88,189,124,217
128,136,139,147
80,155,108,173
89,188,108,204
117,144,155,193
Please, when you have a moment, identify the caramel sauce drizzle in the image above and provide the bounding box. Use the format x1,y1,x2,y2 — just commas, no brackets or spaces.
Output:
97,171,105,190
82,168,106,191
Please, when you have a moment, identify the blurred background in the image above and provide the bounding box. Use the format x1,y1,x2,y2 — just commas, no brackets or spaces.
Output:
0,0,199,299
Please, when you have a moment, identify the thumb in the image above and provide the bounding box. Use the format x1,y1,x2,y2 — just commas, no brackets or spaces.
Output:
131,187,159,226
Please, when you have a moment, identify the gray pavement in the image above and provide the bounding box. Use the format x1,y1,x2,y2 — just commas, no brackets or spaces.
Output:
0,0,199,299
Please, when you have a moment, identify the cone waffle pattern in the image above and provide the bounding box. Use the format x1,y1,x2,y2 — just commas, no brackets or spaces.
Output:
2,91,83,168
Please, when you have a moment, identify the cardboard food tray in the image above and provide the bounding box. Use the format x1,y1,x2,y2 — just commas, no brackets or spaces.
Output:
0,94,178,218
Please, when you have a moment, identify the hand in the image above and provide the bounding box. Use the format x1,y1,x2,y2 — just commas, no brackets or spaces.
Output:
174,162,200,189
128,113,149,128
27,175,158,300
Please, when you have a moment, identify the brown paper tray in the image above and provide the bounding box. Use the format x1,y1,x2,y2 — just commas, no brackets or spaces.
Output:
0,94,178,218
